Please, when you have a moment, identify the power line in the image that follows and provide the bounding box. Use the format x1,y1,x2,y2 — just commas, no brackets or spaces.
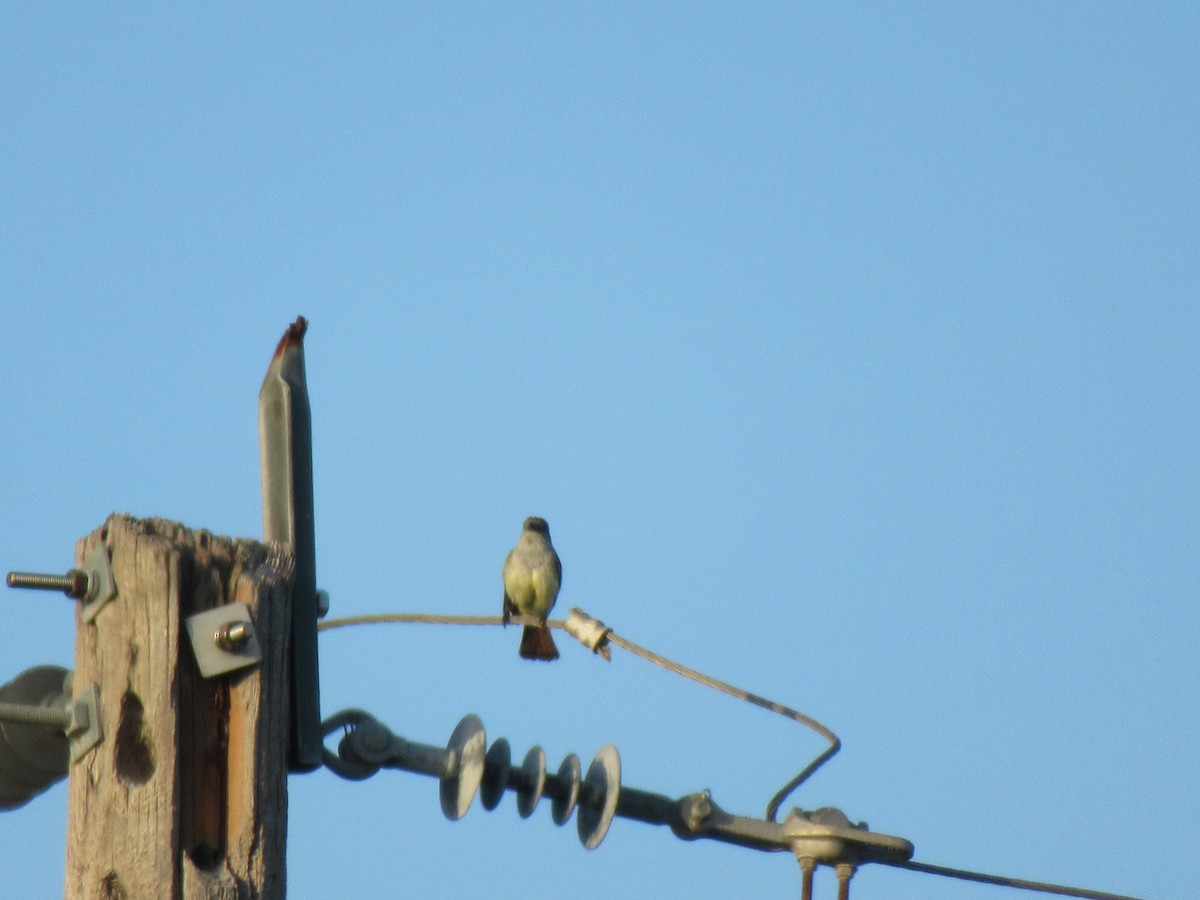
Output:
318,607,842,817
886,859,1144,900
318,608,1147,900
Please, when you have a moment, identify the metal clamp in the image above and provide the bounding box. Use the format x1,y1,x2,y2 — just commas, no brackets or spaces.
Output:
564,608,613,659
331,712,487,821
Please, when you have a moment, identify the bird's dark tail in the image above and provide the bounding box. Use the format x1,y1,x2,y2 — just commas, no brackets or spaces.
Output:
519,624,559,661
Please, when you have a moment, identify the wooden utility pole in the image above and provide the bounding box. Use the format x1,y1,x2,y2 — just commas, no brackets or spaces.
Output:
65,515,294,899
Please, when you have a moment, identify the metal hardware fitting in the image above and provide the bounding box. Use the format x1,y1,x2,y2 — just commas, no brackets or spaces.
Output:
66,683,103,762
322,711,620,851
321,709,913,865
564,607,612,659
0,679,103,766
215,620,253,653
185,603,263,678
259,315,323,770
6,544,118,622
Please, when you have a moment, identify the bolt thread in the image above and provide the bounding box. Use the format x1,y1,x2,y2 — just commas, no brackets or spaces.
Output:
7,571,76,593
0,701,71,730
836,864,854,900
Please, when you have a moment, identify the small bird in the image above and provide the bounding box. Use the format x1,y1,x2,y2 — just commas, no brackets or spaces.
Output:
502,516,561,661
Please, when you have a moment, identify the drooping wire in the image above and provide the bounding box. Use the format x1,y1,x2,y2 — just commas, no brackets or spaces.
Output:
885,859,1145,900
318,611,1148,900
317,610,840,819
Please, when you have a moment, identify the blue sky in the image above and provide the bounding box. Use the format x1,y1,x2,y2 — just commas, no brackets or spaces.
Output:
1,5,1195,899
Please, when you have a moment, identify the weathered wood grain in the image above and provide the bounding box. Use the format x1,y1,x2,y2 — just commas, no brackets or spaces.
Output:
66,515,293,899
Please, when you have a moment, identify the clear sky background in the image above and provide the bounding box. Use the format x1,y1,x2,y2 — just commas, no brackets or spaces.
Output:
1,5,1195,899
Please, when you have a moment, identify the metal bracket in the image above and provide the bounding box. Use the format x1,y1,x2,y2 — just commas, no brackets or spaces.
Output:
66,683,103,763
185,602,263,678
259,316,323,770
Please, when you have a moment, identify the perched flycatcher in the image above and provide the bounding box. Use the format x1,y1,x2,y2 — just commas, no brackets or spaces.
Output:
502,516,561,661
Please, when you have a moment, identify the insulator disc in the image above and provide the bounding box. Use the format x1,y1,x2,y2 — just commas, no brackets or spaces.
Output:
439,714,486,821
516,745,547,818
480,737,511,811
550,753,581,826
577,744,620,850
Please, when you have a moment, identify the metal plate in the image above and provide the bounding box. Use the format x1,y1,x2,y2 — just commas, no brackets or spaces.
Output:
66,683,103,763
185,603,263,678
79,544,118,623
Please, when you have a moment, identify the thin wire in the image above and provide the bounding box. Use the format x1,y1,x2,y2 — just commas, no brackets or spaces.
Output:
318,611,841,819
319,612,504,629
602,629,840,820
885,860,1146,900
318,612,1144,900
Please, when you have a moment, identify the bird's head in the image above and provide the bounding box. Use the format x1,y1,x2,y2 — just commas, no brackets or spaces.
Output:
522,516,551,538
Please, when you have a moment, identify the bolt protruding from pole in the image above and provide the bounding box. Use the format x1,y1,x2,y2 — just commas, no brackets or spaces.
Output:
6,569,91,600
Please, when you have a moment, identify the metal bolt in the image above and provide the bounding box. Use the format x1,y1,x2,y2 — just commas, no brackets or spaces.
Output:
836,863,855,900
0,700,72,730
214,620,253,653
354,719,394,756
6,569,91,600
678,790,713,832
798,858,816,900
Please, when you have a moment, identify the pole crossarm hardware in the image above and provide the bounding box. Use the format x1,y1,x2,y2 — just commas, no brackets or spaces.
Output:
6,544,118,623
319,606,843,821
321,709,912,879
259,315,324,772
0,317,1151,900
0,685,103,765
0,666,103,810
319,610,1151,900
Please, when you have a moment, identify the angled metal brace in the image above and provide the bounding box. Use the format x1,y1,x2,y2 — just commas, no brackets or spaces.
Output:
259,316,323,771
